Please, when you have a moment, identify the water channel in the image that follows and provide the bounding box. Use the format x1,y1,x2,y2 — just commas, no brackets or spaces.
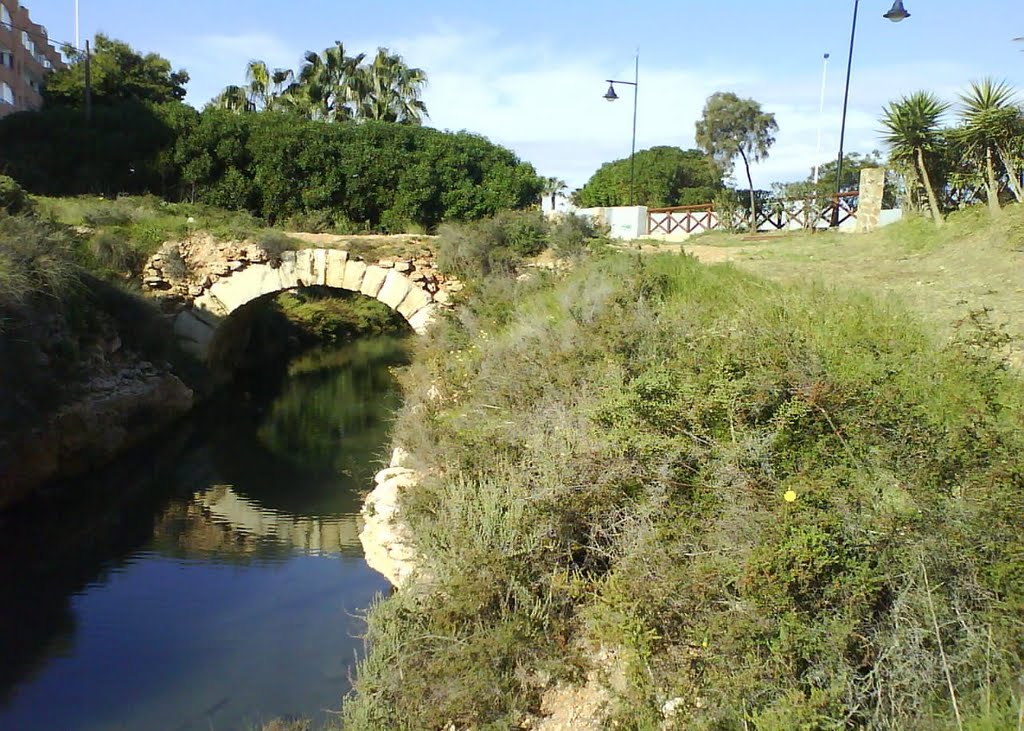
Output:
0,335,410,731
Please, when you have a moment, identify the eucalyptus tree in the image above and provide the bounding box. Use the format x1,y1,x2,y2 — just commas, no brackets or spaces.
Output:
880,91,949,226
357,48,429,124
955,78,1023,210
298,42,365,122
695,92,778,231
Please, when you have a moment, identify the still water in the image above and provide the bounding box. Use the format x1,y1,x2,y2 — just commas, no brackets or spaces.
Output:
0,336,410,731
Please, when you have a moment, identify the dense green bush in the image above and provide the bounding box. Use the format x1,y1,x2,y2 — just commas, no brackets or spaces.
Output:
575,146,724,208
0,104,542,230
549,213,607,258
88,230,146,276
436,210,605,281
342,253,1024,730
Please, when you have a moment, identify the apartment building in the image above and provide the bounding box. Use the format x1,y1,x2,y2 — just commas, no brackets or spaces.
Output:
0,0,66,118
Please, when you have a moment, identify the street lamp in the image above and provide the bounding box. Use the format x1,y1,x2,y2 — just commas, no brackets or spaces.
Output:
831,0,911,227
602,52,639,206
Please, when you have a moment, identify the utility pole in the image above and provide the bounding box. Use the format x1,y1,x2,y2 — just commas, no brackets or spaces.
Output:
75,0,80,50
84,39,92,122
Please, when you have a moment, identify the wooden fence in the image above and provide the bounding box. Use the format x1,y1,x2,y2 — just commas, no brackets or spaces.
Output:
647,191,860,236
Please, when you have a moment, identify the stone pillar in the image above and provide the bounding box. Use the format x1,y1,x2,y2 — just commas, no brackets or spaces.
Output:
856,168,885,233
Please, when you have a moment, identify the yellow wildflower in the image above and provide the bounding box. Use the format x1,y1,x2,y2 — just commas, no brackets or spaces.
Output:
784,490,798,503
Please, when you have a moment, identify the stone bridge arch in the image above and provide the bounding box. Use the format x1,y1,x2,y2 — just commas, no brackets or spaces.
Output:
171,248,440,359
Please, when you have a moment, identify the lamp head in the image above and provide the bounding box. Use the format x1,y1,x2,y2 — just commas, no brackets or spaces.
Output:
603,83,619,102
883,0,910,22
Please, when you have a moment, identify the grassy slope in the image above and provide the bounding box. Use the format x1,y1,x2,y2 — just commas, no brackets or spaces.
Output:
341,213,1024,730
681,206,1024,365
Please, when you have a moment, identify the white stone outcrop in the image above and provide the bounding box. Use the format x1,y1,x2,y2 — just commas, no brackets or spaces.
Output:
359,447,421,588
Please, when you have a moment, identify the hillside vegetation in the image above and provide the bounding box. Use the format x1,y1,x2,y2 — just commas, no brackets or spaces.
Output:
341,222,1024,729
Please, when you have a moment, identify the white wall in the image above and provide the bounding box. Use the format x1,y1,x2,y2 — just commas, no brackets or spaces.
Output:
575,206,648,240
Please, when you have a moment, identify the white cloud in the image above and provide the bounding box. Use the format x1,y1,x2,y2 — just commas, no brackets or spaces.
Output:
170,32,302,107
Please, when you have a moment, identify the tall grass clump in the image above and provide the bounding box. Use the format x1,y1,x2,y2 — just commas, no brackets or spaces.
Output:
341,251,1024,730
436,210,605,281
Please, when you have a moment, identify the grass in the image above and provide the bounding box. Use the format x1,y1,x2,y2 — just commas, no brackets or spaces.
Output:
339,225,1024,730
674,205,1024,364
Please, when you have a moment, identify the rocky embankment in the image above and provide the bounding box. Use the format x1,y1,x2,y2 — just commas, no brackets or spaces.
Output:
359,447,420,588
0,334,193,508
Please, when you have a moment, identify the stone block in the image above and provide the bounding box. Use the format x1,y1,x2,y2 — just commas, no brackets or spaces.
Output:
193,293,228,321
325,249,348,287
397,286,432,319
360,265,389,298
295,249,315,286
313,249,328,285
408,303,439,334
342,260,367,291
378,270,413,309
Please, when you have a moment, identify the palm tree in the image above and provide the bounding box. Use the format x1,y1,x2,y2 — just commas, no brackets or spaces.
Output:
245,60,272,111
542,177,568,211
358,48,428,124
957,78,1023,211
880,91,950,226
208,85,251,112
298,42,365,122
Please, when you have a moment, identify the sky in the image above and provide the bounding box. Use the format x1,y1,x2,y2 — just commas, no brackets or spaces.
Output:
22,0,1024,190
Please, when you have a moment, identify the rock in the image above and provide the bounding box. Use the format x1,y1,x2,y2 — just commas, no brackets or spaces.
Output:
228,260,245,271
391,446,411,467
377,258,395,268
395,259,413,273
433,289,452,305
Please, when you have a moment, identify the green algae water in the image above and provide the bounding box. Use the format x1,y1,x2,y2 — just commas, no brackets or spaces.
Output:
0,336,410,731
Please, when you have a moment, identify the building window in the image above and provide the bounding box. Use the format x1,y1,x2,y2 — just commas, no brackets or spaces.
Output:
0,46,13,69
1,5,12,30
21,32,36,56
1,82,14,106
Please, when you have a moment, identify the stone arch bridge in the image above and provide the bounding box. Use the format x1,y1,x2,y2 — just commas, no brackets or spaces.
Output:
146,244,454,360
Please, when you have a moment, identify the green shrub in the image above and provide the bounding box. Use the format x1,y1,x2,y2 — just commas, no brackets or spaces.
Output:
0,216,80,309
88,230,146,276
549,213,606,258
344,251,1024,729
81,203,133,227
159,243,187,279
256,230,296,264
0,175,33,216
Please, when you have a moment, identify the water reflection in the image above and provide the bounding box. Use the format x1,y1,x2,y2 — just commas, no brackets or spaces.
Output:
0,335,409,731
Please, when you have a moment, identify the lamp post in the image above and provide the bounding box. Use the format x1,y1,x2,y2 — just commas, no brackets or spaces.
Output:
831,0,910,227
812,53,830,188
603,51,639,206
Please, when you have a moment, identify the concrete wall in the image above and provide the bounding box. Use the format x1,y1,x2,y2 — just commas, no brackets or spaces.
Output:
575,206,648,240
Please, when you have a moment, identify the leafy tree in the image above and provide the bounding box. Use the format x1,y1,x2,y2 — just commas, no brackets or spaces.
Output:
575,147,723,208
43,34,189,107
0,101,196,197
956,78,1024,207
695,92,778,230
880,91,949,226
357,49,428,125
776,152,898,209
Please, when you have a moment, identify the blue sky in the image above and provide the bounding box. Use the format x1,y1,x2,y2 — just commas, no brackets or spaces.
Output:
25,0,1024,189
